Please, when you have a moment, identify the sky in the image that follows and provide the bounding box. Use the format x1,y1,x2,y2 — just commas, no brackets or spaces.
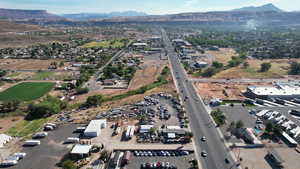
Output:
0,0,299,14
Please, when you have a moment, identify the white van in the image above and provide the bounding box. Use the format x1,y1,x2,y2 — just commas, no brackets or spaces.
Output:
65,137,79,144
33,132,48,138
23,140,41,146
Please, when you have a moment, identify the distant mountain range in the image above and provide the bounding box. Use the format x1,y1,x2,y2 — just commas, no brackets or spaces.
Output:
0,8,63,21
61,11,148,20
0,3,299,25
233,3,283,12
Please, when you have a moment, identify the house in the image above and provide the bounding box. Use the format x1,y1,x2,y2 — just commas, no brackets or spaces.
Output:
102,79,116,86
193,61,209,69
132,43,148,49
84,119,107,137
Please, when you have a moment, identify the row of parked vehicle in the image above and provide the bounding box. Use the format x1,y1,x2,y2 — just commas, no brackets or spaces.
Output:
141,161,177,169
134,150,190,157
0,152,26,167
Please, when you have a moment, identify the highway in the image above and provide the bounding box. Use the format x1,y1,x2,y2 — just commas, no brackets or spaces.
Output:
161,28,238,169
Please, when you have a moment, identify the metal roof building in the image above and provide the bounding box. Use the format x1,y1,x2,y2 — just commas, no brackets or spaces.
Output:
84,119,107,137
246,82,300,100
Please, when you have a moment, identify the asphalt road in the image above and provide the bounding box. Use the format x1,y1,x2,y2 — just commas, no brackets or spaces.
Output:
161,28,237,169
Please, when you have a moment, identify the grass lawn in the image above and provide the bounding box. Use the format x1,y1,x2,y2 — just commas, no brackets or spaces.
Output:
82,40,125,49
0,82,55,102
31,71,54,80
5,117,51,137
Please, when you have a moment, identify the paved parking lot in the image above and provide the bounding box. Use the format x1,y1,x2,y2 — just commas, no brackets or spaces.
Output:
127,151,195,169
8,124,78,169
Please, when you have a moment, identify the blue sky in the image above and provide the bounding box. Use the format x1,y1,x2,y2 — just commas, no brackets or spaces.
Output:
0,0,298,14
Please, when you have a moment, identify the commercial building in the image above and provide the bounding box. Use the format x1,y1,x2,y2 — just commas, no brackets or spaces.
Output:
245,82,300,100
70,144,92,159
84,119,107,137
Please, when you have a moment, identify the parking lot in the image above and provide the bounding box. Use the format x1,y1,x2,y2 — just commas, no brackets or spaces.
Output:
125,150,195,169
7,124,78,169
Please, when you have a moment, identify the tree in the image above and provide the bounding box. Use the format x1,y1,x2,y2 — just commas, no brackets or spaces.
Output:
236,120,244,129
59,61,65,67
62,160,77,169
265,122,274,133
26,96,66,120
201,67,218,77
289,62,300,75
243,62,250,68
260,62,272,72
212,61,223,69
273,124,282,135
0,69,7,77
85,95,104,107
228,121,236,131
76,87,89,95
149,127,157,135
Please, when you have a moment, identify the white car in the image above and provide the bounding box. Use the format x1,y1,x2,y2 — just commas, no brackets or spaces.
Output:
13,152,26,159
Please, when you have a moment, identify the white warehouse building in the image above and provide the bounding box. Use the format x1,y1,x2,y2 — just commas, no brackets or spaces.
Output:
84,119,107,137
245,82,300,100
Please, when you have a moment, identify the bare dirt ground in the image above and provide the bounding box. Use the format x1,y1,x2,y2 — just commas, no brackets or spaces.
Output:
206,48,238,64
234,147,300,169
195,82,272,100
0,59,66,70
0,116,23,133
128,60,167,90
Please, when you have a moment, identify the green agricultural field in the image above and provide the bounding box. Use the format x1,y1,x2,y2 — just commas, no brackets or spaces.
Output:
0,82,55,102
82,40,125,49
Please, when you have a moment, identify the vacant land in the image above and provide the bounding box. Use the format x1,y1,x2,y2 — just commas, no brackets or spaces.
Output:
82,39,125,48
30,71,55,80
129,60,166,90
206,48,238,64
0,82,54,102
195,82,271,100
0,59,65,70
0,116,23,133
212,59,292,79
5,117,51,137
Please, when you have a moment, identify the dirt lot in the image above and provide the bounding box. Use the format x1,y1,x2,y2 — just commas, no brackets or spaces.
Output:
195,82,272,100
234,147,300,169
0,59,66,70
206,48,238,64
0,116,23,133
129,60,167,90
